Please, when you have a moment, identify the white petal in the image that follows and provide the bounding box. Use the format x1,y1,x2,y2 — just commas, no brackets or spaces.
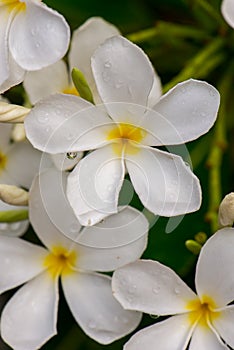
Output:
29,169,80,250
25,94,111,154
69,17,120,104
144,79,219,146
6,140,42,189
0,6,12,87
124,314,192,350
76,206,148,271
0,236,47,293
212,306,234,348
0,220,28,237
0,123,12,150
91,36,154,119
147,73,162,108
0,53,25,93
62,272,141,344
9,1,70,70
112,259,197,315
126,146,201,216
189,324,228,350
195,227,234,307
221,0,234,28
50,151,83,171
67,145,125,226
23,60,69,104
1,271,59,350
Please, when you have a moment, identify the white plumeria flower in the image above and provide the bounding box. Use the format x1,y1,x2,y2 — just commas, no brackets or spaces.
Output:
112,228,234,350
25,36,219,226
0,0,70,93
0,168,148,349
23,17,122,105
0,123,42,236
221,0,234,28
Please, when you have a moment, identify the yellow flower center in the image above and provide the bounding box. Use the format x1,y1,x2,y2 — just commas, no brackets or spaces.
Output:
106,122,147,156
2,0,26,12
186,295,220,328
0,151,7,174
63,85,79,96
43,246,77,279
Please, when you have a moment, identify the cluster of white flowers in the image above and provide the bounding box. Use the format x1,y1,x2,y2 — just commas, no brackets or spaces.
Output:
0,0,233,349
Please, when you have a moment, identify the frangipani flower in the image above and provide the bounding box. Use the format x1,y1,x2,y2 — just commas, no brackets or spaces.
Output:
23,17,121,105
0,168,148,349
112,228,234,350
221,0,234,28
25,36,219,226
0,0,70,93
0,123,42,236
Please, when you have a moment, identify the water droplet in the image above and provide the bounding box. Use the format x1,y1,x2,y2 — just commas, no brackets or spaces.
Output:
38,115,48,124
31,28,36,36
152,286,160,294
67,152,78,160
102,71,110,83
181,87,187,94
11,222,21,231
104,61,111,68
88,320,96,329
201,112,206,117
45,126,51,133
174,287,180,295
66,132,75,141
0,223,8,231
128,285,137,294
209,89,216,97
70,222,80,233
35,42,40,48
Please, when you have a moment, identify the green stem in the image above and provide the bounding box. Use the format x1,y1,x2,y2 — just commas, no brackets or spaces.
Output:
127,21,210,43
205,63,234,233
163,37,226,93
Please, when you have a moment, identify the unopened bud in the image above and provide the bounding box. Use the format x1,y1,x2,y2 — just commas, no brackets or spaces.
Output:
185,240,202,255
0,102,30,123
12,123,26,142
218,192,234,227
0,185,29,206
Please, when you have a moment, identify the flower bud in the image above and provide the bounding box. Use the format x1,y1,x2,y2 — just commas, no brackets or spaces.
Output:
218,192,234,227
0,185,29,206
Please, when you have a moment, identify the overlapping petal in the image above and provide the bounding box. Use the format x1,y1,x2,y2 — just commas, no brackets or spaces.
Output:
145,79,219,146
126,146,201,216
189,323,228,350
29,169,80,250
0,6,14,86
9,1,70,70
124,314,192,350
112,260,197,315
91,36,154,119
62,272,142,344
195,228,234,307
221,0,234,28
0,236,47,293
212,306,234,348
23,60,69,104
77,206,148,271
1,271,59,350
67,145,125,226
25,94,111,154
69,17,120,103
6,140,42,189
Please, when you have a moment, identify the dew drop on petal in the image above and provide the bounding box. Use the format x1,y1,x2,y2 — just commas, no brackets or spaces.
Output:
88,320,97,329
67,152,78,160
104,61,112,68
